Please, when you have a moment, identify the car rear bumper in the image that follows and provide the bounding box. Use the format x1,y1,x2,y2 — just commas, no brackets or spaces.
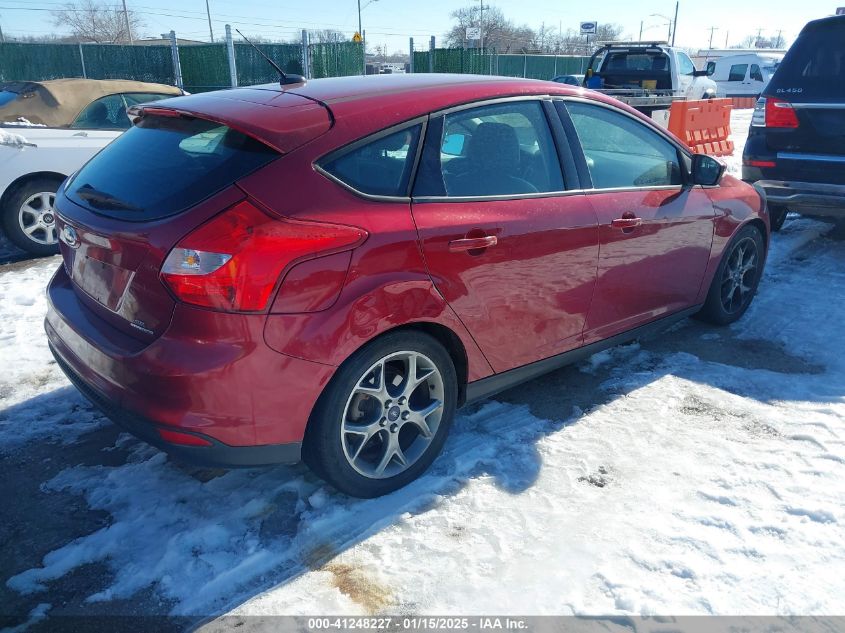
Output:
752,180,845,217
45,265,336,466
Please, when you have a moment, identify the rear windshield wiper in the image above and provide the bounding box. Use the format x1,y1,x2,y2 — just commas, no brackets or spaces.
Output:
74,185,141,211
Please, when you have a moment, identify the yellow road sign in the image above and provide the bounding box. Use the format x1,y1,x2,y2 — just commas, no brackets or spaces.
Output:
352,32,362,42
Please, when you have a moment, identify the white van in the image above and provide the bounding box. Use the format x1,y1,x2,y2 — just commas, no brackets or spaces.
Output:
705,53,784,97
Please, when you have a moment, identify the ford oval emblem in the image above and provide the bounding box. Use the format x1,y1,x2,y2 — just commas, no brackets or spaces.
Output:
61,224,79,248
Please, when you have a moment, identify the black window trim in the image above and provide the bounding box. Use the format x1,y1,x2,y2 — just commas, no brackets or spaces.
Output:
554,96,702,194
411,95,575,204
314,115,429,202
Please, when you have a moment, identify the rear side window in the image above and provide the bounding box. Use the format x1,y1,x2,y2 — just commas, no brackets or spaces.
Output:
768,19,845,99
321,125,422,197
750,64,764,82
728,64,748,82
415,101,564,198
65,115,278,220
70,94,131,130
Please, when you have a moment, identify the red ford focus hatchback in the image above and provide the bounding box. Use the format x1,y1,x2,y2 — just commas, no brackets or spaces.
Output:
46,74,769,497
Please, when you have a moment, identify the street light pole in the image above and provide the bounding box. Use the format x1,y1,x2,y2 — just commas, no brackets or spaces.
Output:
671,0,679,46
121,0,133,44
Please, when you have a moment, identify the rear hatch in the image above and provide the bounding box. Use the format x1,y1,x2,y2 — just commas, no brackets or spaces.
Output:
761,16,845,183
55,90,331,344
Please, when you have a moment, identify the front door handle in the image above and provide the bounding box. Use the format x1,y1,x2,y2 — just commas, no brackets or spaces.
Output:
448,235,498,253
611,216,643,231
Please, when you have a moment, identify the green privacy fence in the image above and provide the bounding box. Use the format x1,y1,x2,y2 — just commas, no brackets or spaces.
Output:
412,48,591,80
0,40,363,91
309,42,364,79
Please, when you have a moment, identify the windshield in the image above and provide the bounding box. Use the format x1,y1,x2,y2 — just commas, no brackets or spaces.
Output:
65,115,279,221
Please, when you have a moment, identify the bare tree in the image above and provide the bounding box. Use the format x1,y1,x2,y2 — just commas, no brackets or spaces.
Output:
738,34,785,49
444,5,537,53
310,29,345,44
548,23,624,55
52,0,145,44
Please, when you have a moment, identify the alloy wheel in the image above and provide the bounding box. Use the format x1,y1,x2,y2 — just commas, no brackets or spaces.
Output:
720,236,758,314
341,350,445,479
18,191,58,246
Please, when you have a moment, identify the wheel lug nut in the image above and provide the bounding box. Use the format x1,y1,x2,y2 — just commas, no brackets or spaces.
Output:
390,423,399,433
398,397,406,405
401,411,410,420
384,400,392,409
380,417,387,426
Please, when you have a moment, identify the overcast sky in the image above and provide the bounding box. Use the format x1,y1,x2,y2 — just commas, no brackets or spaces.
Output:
0,0,836,53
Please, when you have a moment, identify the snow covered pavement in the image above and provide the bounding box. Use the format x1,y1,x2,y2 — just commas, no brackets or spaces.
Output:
1,110,844,630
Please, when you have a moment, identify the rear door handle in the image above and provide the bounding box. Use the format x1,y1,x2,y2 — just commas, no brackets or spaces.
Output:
448,235,498,252
611,217,643,230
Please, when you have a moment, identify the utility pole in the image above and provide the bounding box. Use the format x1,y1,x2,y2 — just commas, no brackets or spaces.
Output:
121,0,133,44
724,30,729,47
639,21,643,41
205,0,214,42
671,0,678,46
707,25,718,50
479,0,484,56
775,29,783,48
0,19,5,44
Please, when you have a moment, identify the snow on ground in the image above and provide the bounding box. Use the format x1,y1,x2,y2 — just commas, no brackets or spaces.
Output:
0,257,108,449
2,110,844,627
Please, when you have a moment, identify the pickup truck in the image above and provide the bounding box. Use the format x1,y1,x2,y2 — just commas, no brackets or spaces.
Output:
1,79,183,256
584,42,717,115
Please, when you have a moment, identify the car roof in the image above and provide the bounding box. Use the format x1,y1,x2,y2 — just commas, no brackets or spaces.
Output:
137,74,647,153
255,73,599,130
0,79,183,127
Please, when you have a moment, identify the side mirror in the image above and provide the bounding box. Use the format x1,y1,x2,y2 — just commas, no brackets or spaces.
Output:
693,69,710,77
691,154,726,186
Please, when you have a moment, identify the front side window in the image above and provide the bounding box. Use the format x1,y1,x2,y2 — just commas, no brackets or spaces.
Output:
321,125,422,197
678,53,696,76
728,64,748,82
70,94,130,130
750,64,764,82
423,101,564,198
564,101,682,189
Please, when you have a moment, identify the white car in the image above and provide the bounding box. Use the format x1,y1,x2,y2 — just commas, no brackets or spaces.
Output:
704,53,784,98
1,79,183,255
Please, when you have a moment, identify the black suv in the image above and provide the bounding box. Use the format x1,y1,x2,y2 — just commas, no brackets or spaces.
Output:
743,15,845,230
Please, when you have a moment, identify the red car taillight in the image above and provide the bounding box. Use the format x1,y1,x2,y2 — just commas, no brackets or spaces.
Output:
161,200,366,312
763,98,799,128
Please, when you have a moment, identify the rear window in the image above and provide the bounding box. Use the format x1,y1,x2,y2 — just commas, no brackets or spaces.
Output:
65,115,278,220
767,18,845,100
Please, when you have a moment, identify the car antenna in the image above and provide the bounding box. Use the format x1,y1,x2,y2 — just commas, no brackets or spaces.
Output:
235,29,305,86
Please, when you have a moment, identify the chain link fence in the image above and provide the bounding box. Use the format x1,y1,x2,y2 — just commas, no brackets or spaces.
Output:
0,35,363,92
412,48,591,80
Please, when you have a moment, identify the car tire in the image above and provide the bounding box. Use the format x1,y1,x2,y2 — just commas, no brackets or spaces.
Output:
769,205,787,232
2,176,63,256
303,330,458,498
696,224,765,326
